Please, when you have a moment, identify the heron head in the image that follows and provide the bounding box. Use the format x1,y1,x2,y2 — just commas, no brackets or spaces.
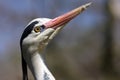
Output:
20,3,91,53
20,18,64,52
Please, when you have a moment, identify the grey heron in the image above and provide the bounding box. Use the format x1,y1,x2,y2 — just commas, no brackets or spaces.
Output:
20,3,91,80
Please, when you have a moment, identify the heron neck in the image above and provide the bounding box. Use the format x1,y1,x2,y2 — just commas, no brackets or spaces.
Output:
30,53,55,80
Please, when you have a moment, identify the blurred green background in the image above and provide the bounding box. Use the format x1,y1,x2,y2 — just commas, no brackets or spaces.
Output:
0,0,120,80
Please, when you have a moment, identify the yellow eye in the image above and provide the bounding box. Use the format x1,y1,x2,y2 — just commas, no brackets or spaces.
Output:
34,27,41,33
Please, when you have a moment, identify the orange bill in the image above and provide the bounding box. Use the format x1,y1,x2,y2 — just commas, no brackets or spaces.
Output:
44,2,91,29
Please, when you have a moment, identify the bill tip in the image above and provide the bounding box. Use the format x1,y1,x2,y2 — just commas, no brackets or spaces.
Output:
83,2,92,9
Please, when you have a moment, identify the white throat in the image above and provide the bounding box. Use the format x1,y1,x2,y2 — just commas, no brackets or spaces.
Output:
30,53,55,80
23,51,55,80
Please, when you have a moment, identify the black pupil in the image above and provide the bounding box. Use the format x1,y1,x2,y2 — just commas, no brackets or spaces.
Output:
36,28,39,30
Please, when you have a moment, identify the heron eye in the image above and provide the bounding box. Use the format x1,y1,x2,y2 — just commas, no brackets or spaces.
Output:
34,26,41,33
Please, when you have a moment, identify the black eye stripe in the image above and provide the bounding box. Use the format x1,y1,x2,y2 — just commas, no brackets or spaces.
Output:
20,21,38,80
20,21,39,45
